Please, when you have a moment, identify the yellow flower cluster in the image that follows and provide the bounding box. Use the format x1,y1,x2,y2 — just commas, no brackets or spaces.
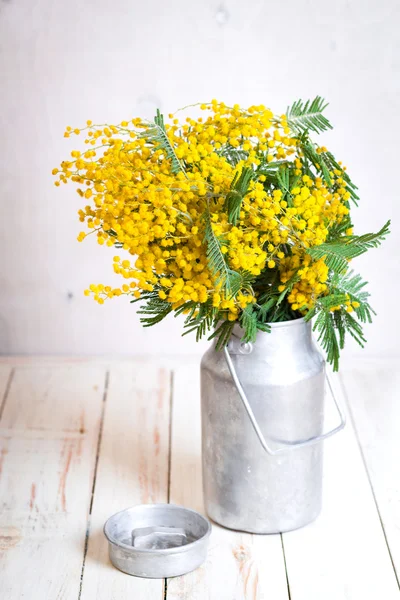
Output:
53,100,351,320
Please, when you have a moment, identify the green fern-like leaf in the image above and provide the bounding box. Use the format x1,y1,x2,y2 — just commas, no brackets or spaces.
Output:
326,215,353,242
139,109,187,177
330,270,375,324
256,321,272,333
333,310,346,349
257,297,277,321
323,151,359,204
331,270,369,300
304,277,372,370
313,310,341,371
257,160,290,189
331,308,367,354
224,167,254,225
307,220,390,273
276,270,301,306
208,320,235,350
182,299,217,342
240,305,258,343
174,300,198,322
203,203,242,296
286,96,333,135
257,160,289,174
304,293,349,324
137,293,173,327
304,293,346,328
217,145,249,166
301,138,332,186
130,289,157,304
312,307,366,371
342,310,367,347
276,167,290,198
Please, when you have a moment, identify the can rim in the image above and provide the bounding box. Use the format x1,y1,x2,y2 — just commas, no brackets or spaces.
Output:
103,503,212,555
231,316,307,337
265,316,306,329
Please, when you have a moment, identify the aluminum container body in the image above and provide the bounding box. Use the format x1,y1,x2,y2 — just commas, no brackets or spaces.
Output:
201,318,326,533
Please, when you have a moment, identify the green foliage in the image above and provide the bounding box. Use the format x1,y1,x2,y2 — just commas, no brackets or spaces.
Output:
257,297,277,320
341,310,367,347
224,167,254,225
174,300,198,321
295,131,359,204
250,268,302,325
217,144,248,166
276,270,301,306
304,292,363,371
136,291,173,327
304,293,349,321
306,220,390,273
331,270,375,323
276,167,291,199
182,300,274,349
139,110,187,177
303,269,375,370
323,150,359,204
208,320,236,351
286,96,333,135
239,305,258,343
240,304,272,343
182,299,217,342
312,306,368,372
301,137,332,186
326,215,352,242
202,203,242,296
313,310,341,371
257,160,289,177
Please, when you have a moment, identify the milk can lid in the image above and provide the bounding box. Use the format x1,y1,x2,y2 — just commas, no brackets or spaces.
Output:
104,503,211,578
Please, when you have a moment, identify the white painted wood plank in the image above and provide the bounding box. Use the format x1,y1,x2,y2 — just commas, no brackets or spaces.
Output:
167,364,289,600
0,365,12,412
80,364,171,599
0,365,12,385
282,374,400,600
0,365,12,476
340,364,400,583
0,364,106,600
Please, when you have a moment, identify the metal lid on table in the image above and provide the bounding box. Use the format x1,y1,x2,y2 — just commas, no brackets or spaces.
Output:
104,503,211,579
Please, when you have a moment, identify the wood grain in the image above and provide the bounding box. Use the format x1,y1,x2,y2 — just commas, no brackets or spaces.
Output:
0,364,106,599
0,365,13,420
340,364,400,585
281,374,400,600
79,363,171,599
0,358,399,599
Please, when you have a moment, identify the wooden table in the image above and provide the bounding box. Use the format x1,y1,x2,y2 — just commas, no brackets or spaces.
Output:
0,357,399,599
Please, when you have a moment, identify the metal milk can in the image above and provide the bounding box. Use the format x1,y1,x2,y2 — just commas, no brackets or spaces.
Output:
200,318,346,533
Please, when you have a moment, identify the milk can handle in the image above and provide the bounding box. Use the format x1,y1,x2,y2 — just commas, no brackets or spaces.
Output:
223,346,346,456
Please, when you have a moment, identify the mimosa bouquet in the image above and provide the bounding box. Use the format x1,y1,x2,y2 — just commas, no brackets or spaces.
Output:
54,98,389,370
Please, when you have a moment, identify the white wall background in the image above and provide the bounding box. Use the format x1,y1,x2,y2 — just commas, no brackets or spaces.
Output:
0,0,399,359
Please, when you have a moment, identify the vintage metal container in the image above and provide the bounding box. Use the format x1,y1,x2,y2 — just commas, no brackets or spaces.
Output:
104,504,211,578
200,317,345,534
